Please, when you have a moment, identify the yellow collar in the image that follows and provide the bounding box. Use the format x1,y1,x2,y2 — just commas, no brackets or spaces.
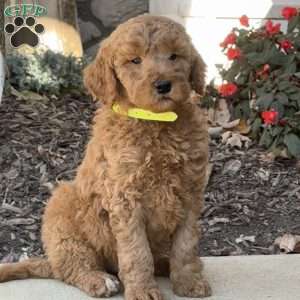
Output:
112,103,177,122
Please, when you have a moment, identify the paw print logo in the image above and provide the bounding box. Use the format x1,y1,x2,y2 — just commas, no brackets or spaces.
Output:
5,16,45,48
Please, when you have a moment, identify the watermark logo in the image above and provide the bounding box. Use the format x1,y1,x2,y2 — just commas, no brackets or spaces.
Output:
4,3,47,17
4,3,47,48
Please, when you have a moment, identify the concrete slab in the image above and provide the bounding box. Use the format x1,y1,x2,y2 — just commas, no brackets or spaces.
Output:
1,255,300,300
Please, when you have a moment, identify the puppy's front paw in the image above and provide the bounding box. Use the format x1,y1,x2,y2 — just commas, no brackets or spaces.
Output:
77,271,121,297
125,286,163,300
172,273,211,298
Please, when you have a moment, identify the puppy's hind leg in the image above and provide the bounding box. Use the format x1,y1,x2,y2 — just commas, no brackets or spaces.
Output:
48,239,120,297
42,183,121,298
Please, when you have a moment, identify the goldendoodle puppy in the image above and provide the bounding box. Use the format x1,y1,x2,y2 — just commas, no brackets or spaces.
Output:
0,15,210,299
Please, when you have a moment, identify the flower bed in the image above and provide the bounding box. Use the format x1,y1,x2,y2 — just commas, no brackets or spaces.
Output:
203,7,300,158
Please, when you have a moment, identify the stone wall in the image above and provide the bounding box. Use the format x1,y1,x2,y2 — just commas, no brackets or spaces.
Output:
76,0,149,57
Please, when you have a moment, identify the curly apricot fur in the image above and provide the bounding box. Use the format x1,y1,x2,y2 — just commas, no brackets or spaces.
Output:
0,15,211,299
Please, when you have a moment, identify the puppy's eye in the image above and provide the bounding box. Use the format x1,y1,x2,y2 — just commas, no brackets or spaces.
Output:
131,57,142,64
169,54,177,61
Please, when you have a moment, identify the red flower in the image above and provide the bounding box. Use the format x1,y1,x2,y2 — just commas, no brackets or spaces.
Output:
226,47,241,60
261,110,278,125
220,32,237,48
240,15,249,27
279,39,293,51
218,83,238,97
281,7,298,20
265,20,281,35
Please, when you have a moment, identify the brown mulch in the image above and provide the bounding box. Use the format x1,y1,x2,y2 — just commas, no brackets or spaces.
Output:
200,143,300,256
0,95,299,262
0,95,96,262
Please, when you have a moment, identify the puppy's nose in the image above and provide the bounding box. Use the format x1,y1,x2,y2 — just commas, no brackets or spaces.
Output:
154,80,172,94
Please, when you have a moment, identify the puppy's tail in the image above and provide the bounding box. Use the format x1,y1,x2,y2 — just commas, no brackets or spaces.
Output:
0,258,53,282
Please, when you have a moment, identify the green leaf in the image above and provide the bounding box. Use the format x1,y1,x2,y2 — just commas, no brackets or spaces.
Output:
284,133,300,157
289,92,300,100
263,39,273,51
240,87,250,98
270,101,285,118
270,134,284,150
284,61,297,74
269,52,289,66
271,126,284,137
276,92,289,105
256,93,274,110
236,75,247,85
251,117,262,134
292,101,299,109
285,106,297,117
284,126,293,135
278,81,291,91
233,104,242,119
247,52,266,66
294,38,300,50
256,86,265,97
225,62,241,82
259,127,273,147
242,41,258,53
288,16,300,33
241,99,251,119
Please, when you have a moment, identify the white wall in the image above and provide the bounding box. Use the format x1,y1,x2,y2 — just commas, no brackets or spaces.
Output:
150,0,300,82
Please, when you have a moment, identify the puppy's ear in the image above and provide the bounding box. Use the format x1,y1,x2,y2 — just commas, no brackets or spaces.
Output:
84,41,118,105
190,46,206,96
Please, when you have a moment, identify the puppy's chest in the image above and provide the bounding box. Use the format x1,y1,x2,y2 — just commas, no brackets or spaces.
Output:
140,130,193,182
138,134,194,233
108,123,206,232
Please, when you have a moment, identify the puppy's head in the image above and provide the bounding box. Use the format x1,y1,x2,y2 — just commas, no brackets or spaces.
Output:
84,15,206,112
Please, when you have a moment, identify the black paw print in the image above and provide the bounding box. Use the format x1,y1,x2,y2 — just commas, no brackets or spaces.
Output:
5,16,45,48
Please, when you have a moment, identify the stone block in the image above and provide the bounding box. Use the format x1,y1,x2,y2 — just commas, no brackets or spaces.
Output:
91,0,148,27
78,19,102,44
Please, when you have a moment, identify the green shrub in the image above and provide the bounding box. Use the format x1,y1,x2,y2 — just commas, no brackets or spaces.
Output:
206,8,300,158
6,50,89,96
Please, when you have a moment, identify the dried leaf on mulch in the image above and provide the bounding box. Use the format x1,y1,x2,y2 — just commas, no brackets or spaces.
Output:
221,131,251,148
222,119,240,129
10,86,49,103
205,163,214,187
236,234,256,244
274,234,300,253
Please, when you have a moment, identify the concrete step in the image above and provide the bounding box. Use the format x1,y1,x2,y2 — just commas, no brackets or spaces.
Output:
1,255,300,300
